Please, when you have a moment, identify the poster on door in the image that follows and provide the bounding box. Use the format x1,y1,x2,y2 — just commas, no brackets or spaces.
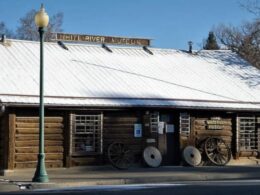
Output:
158,122,164,134
166,124,174,133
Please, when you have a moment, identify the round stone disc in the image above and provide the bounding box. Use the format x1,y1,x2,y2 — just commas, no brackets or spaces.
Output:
143,146,162,168
182,146,201,166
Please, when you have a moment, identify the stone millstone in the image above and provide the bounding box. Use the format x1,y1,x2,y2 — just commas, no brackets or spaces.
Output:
182,146,201,166
143,146,162,168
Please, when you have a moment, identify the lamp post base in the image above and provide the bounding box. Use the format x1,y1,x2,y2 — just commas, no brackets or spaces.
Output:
32,153,49,183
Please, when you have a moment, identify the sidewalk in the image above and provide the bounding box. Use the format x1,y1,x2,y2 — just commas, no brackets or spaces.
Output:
1,164,260,192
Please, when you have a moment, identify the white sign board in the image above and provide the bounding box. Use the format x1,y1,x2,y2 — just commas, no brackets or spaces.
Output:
166,124,174,133
134,124,142,137
146,138,156,143
158,122,164,134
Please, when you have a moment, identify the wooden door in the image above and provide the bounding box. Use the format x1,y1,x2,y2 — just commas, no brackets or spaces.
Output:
158,114,180,165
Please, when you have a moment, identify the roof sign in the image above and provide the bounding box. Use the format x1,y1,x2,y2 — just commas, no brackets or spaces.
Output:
52,32,150,46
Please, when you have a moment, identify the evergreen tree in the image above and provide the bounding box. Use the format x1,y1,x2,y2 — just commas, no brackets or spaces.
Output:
203,31,220,50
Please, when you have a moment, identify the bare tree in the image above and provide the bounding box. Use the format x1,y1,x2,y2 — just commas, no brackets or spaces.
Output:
240,0,260,16
214,1,260,69
214,19,260,68
16,9,63,41
45,12,63,41
0,21,15,38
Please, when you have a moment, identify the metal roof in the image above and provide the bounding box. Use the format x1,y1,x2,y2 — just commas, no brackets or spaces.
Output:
0,39,259,110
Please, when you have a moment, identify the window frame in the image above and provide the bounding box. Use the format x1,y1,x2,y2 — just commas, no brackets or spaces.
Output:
237,116,257,152
150,111,159,133
179,112,191,137
70,113,103,156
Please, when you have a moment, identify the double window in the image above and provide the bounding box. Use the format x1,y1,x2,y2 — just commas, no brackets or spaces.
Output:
70,114,103,155
237,116,258,151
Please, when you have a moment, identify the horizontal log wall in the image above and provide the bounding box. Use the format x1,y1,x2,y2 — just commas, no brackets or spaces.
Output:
193,118,233,149
104,112,142,163
70,112,143,166
14,117,64,169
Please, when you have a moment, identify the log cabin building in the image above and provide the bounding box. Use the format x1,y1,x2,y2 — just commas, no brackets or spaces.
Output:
0,37,259,173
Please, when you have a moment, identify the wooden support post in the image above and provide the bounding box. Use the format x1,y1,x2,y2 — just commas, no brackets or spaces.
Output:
189,117,195,146
8,114,16,170
65,113,74,168
142,113,150,137
235,116,240,159
1,114,7,171
257,117,260,159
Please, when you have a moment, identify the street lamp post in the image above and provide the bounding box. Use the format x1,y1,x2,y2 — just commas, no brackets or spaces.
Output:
32,4,49,183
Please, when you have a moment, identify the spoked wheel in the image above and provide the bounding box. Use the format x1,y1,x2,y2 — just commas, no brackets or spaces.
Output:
107,142,133,170
204,137,231,166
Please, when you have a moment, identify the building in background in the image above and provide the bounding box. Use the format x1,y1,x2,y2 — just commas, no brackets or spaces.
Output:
0,36,259,173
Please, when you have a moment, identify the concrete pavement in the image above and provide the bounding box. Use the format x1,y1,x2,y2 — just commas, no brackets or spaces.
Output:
1,164,260,192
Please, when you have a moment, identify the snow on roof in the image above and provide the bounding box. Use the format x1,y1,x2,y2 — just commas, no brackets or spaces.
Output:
0,39,259,110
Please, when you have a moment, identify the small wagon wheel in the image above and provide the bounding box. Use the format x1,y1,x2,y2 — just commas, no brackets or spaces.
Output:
107,142,133,170
204,137,231,166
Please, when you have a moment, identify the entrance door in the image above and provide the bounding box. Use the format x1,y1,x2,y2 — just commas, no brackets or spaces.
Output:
158,114,180,165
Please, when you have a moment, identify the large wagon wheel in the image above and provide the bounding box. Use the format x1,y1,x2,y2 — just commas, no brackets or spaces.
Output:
204,137,231,166
107,142,133,170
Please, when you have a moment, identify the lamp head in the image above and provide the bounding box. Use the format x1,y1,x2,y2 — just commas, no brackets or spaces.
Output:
35,4,49,28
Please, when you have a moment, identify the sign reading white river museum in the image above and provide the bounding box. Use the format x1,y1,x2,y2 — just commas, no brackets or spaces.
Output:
52,32,151,46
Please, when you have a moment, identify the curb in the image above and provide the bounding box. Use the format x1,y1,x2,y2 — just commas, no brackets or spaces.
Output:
12,174,260,191
0,182,20,192
1,165,260,192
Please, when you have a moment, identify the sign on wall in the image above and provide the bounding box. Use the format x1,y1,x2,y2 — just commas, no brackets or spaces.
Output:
52,33,151,46
206,119,225,130
134,124,142,137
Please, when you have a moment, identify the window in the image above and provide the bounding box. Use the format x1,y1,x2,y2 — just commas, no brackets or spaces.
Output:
70,114,103,155
150,112,159,133
179,113,190,137
237,116,257,151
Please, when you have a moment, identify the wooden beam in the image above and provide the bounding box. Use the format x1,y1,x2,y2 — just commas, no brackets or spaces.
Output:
7,114,16,170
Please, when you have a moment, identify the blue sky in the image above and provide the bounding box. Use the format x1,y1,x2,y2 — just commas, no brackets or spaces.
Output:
0,0,257,49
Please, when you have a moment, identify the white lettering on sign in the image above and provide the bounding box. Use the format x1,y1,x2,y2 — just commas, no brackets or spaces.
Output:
53,33,150,46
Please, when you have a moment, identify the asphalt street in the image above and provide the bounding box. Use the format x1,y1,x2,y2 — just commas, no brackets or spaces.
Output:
2,180,260,195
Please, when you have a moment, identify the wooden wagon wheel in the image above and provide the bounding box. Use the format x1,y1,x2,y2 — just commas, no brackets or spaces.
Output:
107,142,133,170
204,137,231,166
